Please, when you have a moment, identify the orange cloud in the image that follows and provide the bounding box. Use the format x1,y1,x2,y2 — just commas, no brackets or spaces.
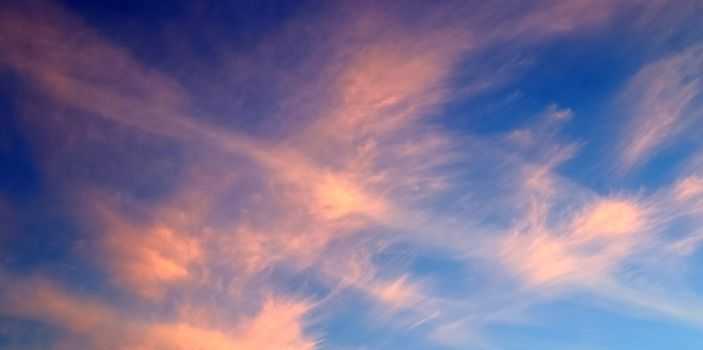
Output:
503,231,580,286
0,276,316,350
141,299,316,350
503,197,648,286
312,172,388,221
571,199,647,239
104,224,201,299
370,275,423,310
2,1,684,347
0,277,126,347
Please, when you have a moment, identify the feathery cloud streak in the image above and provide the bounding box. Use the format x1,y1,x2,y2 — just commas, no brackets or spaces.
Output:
1,1,703,349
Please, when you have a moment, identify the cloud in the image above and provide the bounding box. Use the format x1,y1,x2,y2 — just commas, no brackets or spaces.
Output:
0,276,316,350
103,224,201,299
502,196,648,287
674,175,703,202
141,299,316,350
0,277,127,348
617,44,703,172
2,0,702,349
571,198,647,238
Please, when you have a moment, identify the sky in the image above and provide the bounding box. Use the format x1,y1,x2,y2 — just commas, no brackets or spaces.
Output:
1,0,703,349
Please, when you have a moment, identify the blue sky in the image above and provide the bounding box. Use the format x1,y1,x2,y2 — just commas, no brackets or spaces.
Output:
1,0,703,349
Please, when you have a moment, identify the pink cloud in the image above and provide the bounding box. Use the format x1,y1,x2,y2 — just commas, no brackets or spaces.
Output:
502,190,649,287
617,45,703,172
674,176,703,202
0,276,316,350
3,0,695,347
103,224,201,299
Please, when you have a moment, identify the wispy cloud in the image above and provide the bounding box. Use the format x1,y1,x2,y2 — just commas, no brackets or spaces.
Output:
0,276,317,349
1,0,703,349
617,44,703,172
